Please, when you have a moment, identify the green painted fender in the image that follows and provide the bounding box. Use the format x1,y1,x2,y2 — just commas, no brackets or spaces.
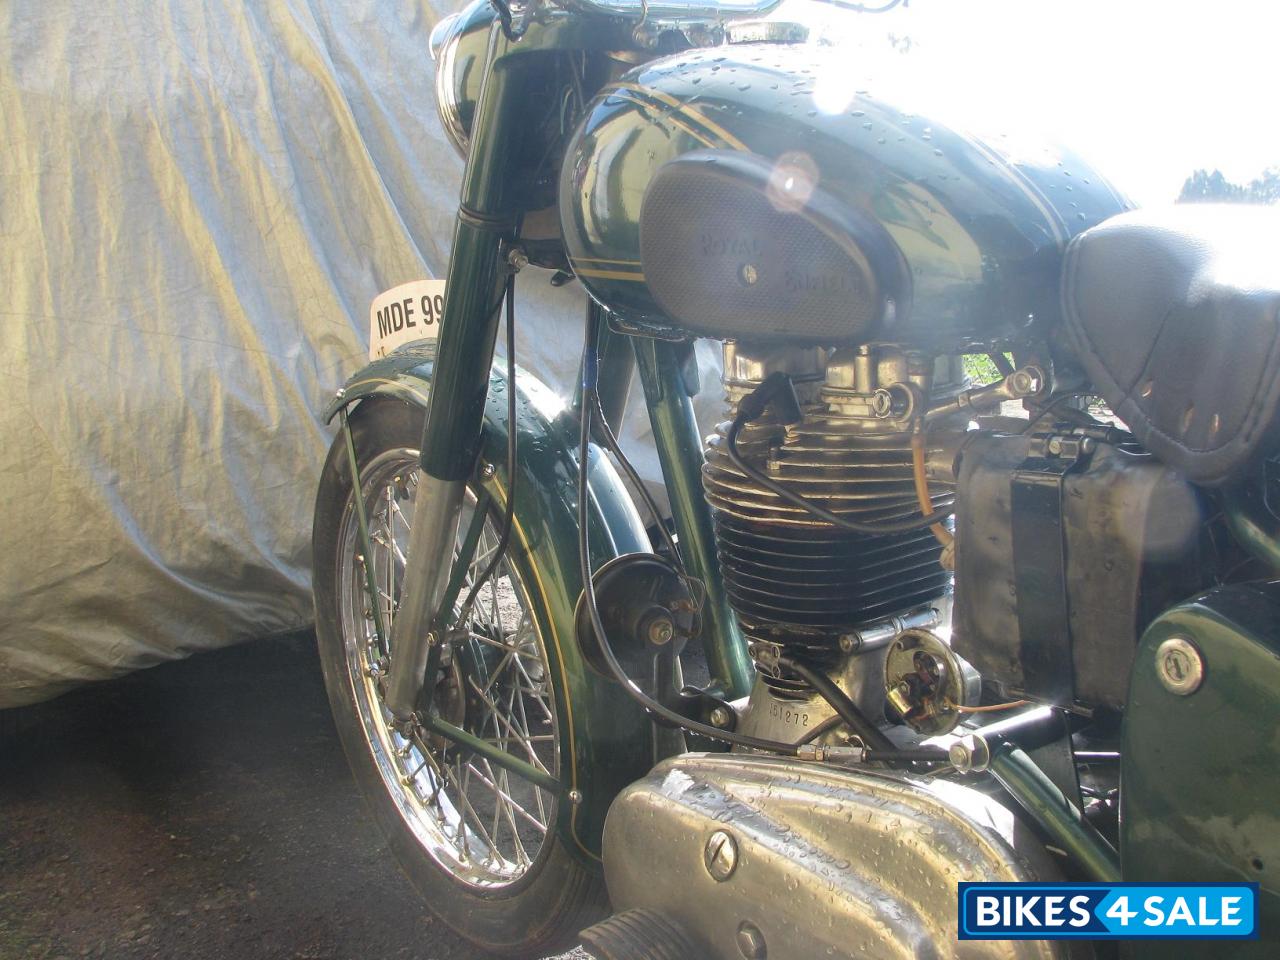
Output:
325,342,653,866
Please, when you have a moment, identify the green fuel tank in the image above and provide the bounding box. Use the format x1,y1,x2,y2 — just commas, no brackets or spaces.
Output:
559,43,1131,350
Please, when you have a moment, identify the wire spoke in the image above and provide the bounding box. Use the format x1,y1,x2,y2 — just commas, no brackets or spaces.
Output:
339,450,556,887
466,676,551,774
472,757,542,843
467,630,543,661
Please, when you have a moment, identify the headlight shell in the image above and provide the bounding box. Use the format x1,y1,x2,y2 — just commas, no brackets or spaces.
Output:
429,3,496,160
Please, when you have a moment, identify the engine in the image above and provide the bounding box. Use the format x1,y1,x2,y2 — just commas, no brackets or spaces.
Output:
703,341,1211,739
703,343,961,696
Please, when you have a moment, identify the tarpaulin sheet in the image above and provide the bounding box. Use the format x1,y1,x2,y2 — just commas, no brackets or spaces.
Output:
0,0,722,708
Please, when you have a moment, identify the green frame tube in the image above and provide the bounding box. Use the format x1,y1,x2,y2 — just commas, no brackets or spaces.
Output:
633,337,753,699
340,407,388,654
1223,481,1280,571
988,743,1121,883
421,714,564,795
440,490,492,625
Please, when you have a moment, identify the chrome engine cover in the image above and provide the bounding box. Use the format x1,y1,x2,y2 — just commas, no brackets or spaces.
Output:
602,753,1067,960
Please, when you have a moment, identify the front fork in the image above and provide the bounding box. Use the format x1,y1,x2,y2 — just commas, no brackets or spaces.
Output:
382,29,533,721
381,18,759,721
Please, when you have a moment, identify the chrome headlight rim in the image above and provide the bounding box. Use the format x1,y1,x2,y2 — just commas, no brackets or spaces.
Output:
430,11,470,159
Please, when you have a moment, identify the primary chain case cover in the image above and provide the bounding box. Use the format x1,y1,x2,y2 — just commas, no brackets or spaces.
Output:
602,753,1066,960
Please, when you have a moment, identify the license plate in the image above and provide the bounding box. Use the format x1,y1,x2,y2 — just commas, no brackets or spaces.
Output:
368,279,446,360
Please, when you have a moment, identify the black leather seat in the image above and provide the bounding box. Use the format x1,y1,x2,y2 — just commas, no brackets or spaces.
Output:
1062,204,1280,486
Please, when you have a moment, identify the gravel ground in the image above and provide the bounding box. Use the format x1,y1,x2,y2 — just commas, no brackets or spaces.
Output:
0,634,594,960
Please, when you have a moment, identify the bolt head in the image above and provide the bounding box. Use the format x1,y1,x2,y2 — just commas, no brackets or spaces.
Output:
1048,438,1063,455
870,390,893,417
1156,636,1204,696
704,830,738,881
709,706,732,728
568,789,583,805
736,921,766,960
478,461,496,481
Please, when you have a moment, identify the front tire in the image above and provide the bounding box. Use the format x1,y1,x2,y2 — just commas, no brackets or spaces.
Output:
313,398,605,955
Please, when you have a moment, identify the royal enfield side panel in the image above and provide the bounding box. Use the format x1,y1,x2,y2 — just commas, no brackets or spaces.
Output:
560,44,1130,350
1121,582,1280,957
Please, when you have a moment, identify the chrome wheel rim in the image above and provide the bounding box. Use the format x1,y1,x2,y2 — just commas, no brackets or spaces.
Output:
337,448,559,888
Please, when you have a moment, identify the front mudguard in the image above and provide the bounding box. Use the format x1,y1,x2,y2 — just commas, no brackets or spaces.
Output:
326,342,653,866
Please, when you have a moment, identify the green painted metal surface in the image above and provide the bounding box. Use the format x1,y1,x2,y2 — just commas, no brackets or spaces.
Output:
418,4,641,483
988,743,1120,883
331,344,653,864
1121,582,1280,957
339,406,389,656
1223,481,1280,572
560,44,1131,350
633,337,753,699
422,714,564,795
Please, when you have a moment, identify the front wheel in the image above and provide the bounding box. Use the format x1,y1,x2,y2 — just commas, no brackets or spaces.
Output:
313,398,605,956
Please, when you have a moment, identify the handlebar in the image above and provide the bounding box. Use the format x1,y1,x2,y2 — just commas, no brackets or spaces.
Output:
552,0,780,19
541,0,904,25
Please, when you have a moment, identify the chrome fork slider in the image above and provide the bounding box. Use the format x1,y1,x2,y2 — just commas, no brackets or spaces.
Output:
383,475,466,719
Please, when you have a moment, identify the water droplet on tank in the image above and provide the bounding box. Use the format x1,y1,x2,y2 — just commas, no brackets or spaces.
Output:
863,121,873,130
933,148,944,157
851,109,865,117
877,137,886,144
738,83,751,91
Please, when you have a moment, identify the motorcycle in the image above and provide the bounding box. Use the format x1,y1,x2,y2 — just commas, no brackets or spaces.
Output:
310,0,1280,956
